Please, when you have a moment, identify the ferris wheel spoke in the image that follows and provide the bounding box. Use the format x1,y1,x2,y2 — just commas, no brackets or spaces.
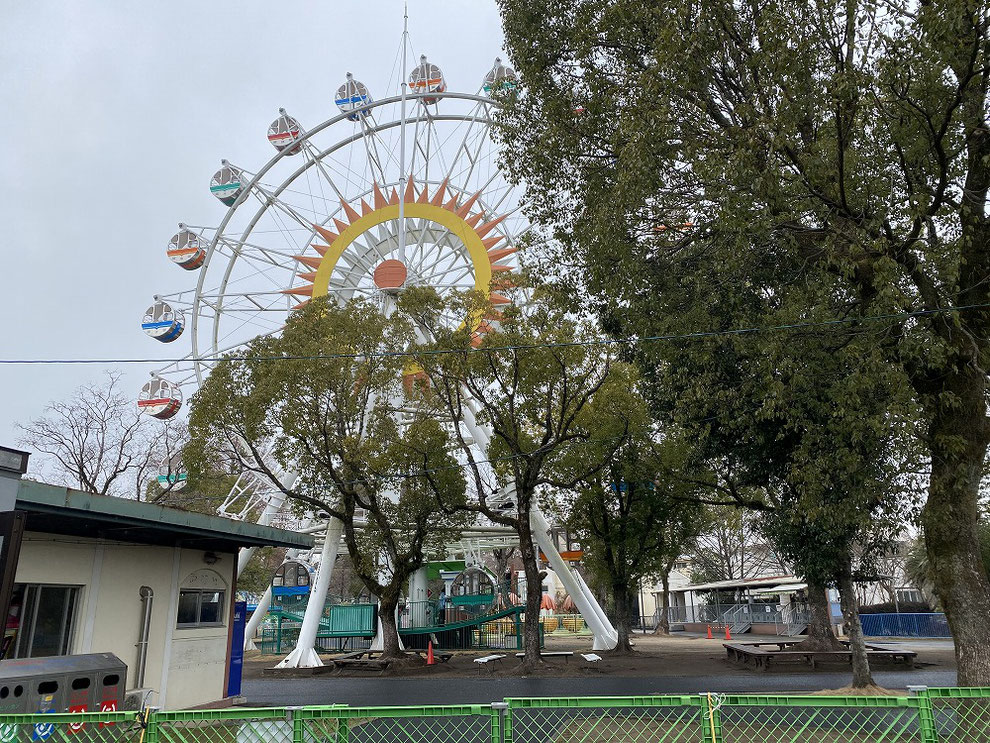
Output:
302,141,350,204
439,103,490,189
216,240,299,272
359,118,388,184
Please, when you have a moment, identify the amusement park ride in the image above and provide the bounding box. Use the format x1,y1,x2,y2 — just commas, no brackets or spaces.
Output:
135,22,618,666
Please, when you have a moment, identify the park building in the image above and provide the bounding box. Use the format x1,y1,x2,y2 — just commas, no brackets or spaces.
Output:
0,449,312,709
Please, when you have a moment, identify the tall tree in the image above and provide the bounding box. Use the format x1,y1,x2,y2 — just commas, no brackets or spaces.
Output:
406,288,644,667
18,371,157,499
185,298,468,658
564,437,704,650
496,0,990,681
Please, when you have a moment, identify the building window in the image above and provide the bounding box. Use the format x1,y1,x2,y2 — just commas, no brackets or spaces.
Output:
5,584,79,659
176,589,225,628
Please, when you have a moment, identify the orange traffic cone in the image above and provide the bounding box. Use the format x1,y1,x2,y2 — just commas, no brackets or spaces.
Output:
725,626,732,640
706,625,713,639
427,640,436,665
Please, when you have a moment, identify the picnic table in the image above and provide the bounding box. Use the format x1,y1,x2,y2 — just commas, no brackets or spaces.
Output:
724,641,916,672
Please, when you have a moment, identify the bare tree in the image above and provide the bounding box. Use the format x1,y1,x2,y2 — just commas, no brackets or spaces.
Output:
18,372,157,499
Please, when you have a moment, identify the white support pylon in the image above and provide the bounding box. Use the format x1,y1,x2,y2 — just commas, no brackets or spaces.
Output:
530,508,618,651
276,517,343,668
236,482,293,577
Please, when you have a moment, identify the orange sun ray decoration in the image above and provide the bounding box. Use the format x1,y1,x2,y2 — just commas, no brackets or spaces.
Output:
282,178,518,350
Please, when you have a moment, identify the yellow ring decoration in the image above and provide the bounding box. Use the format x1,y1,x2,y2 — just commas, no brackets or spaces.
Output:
312,203,493,300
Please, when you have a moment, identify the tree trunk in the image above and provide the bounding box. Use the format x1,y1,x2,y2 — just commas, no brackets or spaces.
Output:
838,565,874,688
517,528,544,668
792,578,842,651
654,570,671,636
611,581,634,652
377,594,405,659
922,380,990,685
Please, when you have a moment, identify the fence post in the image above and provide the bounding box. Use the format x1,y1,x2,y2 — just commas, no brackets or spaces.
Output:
491,702,508,743
700,694,723,743
141,707,161,743
286,706,306,743
908,686,938,743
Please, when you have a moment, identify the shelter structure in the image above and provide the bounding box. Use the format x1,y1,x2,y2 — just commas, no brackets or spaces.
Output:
4,476,311,709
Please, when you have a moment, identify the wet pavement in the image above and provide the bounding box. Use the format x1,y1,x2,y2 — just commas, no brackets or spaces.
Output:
242,669,957,706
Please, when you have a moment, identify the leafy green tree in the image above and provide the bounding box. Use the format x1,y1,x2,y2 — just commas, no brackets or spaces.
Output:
495,0,990,681
564,437,704,649
185,298,468,658
406,288,644,666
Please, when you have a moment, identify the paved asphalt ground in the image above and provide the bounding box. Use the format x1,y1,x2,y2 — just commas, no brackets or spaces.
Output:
242,669,957,706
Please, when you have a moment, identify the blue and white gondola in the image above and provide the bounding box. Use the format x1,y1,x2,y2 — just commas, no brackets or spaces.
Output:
335,74,373,121
141,300,185,343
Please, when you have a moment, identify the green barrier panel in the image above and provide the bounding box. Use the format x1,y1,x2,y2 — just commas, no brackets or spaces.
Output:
505,695,706,743
919,687,990,743
0,688,986,743
293,705,495,743
148,708,288,743
0,711,140,743
702,695,924,743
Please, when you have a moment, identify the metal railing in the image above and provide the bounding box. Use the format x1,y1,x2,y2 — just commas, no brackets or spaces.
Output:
0,688,986,743
861,613,952,638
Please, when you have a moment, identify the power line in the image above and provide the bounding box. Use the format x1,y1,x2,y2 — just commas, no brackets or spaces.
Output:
0,303,984,366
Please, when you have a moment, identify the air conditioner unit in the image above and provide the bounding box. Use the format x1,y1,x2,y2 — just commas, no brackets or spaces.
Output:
123,689,156,711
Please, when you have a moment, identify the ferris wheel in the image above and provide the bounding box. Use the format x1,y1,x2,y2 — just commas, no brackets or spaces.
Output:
136,47,617,660
138,54,525,495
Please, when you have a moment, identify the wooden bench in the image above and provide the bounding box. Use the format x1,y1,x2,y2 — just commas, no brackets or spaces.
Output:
724,642,916,672
408,648,454,663
514,651,574,663
330,657,392,672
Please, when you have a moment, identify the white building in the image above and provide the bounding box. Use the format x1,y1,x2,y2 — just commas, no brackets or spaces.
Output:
4,476,310,709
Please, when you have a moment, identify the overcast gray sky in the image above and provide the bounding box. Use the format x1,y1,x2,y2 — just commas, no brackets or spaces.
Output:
0,1,507,453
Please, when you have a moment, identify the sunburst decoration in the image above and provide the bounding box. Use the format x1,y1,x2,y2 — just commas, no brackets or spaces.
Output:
283,175,517,346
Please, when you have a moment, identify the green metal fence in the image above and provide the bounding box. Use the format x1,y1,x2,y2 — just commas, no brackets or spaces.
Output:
0,689,987,743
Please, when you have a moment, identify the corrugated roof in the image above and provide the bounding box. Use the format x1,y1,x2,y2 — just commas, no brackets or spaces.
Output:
670,574,797,593
15,479,312,552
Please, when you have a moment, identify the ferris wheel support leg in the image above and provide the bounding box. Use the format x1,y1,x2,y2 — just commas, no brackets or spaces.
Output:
235,474,294,579
530,507,618,651
276,517,343,668
244,585,274,652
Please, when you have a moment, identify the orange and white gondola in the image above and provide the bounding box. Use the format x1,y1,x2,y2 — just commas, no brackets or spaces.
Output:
137,378,182,420
166,227,206,270
267,110,303,155
409,56,446,105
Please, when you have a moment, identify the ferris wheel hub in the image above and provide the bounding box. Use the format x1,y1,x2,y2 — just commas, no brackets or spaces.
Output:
373,259,408,292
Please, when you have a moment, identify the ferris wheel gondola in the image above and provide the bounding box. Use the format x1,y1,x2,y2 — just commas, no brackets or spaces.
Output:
141,300,184,342
409,55,446,104
483,58,517,94
210,162,244,206
166,227,206,270
137,378,182,420
335,74,373,121
267,110,304,155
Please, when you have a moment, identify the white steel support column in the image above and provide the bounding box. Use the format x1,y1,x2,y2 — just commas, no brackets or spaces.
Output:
236,473,296,578
243,584,274,652
277,517,343,668
408,566,428,628
530,508,618,651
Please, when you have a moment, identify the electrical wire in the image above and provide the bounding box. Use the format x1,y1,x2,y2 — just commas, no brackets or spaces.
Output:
0,303,984,366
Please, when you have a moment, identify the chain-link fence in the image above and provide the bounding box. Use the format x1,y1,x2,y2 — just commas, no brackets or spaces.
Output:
0,689,987,743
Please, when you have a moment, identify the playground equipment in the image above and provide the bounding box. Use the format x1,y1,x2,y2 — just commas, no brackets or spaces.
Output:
135,19,618,665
